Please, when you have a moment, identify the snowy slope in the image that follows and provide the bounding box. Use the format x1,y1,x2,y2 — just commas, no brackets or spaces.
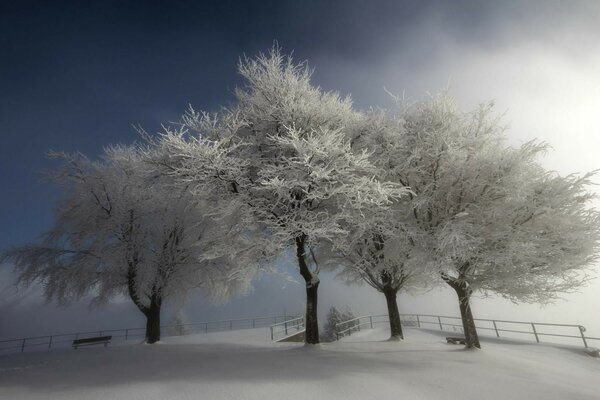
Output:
0,327,598,400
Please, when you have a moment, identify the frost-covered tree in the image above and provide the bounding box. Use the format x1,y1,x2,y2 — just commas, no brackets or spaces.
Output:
336,216,431,340
2,146,258,343
434,143,600,348
155,47,407,344
321,306,356,342
168,309,190,336
380,93,600,348
334,110,433,341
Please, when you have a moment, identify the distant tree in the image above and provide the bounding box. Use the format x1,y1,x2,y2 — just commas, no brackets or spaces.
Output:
168,309,190,336
2,146,258,343
155,47,407,344
321,306,356,342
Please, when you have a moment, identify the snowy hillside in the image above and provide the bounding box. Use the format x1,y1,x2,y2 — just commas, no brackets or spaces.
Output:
0,327,598,400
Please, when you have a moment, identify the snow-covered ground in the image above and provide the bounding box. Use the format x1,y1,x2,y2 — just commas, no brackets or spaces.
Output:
0,327,598,400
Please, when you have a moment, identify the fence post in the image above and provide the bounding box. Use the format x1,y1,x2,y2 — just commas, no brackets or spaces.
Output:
579,326,588,348
492,320,500,338
270,326,274,341
416,315,420,328
531,323,540,343
252,319,256,329
438,316,443,331
370,316,373,329
125,329,129,341
21,338,26,352
285,321,288,336
48,336,53,349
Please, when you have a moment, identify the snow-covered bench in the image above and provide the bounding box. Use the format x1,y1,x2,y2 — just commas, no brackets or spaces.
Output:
72,336,112,349
445,337,466,345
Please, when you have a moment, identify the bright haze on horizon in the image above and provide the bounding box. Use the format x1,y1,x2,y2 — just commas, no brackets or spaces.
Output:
1,0,600,339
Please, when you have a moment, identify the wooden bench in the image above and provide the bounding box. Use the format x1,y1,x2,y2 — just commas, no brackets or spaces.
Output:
446,336,466,345
72,336,112,349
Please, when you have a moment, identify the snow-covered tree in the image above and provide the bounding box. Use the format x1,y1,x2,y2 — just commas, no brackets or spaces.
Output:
380,93,600,348
335,213,431,340
2,145,258,343
154,47,408,344
168,309,190,336
434,142,600,348
321,306,356,342
330,109,434,340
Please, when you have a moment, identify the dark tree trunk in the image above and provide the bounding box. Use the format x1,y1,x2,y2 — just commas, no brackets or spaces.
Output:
445,280,480,349
145,295,162,344
127,266,163,344
456,288,480,349
127,268,162,344
305,280,320,344
383,286,404,340
295,235,320,344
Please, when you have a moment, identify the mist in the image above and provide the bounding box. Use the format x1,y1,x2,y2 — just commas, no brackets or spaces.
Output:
2,1,600,340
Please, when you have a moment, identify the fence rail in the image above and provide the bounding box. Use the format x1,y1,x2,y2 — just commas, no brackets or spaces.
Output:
269,316,304,341
335,313,600,348
0,315,292,355
6,313,598,354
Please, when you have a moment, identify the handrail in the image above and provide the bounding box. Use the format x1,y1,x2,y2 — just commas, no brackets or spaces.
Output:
0,314,292,355
334,313,598,348
335,314,393,338
336,314,388,327
269,316,304,341
270,316,304,329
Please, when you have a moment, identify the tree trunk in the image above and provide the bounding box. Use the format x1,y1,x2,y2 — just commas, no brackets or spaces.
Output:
127,267,163,344
450,283,480,349
295,235,320,344
383,286,404,340
305,280,320,344
145,295,162,344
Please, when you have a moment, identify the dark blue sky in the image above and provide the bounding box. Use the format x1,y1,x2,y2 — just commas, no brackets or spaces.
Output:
1,0,430,247
3,0,598,249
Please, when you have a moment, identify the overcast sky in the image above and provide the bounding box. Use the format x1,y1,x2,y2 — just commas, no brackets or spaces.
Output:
2,1,600,339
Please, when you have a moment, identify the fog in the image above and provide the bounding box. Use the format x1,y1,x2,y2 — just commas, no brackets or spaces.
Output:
308,1,600,333
2,1,600,340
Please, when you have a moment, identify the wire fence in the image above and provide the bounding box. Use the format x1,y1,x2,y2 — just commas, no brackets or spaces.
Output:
0,315,292,355
336,313,600,348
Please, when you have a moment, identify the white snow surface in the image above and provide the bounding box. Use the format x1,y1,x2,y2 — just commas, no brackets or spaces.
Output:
0,327,598,400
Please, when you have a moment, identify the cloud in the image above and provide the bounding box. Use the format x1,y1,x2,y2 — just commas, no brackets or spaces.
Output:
3,1,600,340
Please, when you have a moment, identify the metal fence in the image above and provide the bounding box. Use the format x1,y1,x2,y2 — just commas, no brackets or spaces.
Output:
269,316,304,341
6,312,598,354
335,314,403,339
0,315,292,355
336,313,600,348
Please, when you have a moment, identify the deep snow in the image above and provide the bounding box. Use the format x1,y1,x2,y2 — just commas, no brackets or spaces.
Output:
0,327,598,400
